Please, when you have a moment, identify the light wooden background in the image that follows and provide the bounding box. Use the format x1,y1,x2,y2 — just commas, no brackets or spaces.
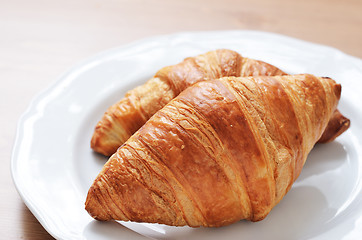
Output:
1,0,361,239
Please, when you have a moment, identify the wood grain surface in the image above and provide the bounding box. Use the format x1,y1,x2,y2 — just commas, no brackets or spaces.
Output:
1,0,361,239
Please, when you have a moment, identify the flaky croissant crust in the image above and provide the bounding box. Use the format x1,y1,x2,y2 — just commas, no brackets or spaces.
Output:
91,49,286,156
91,49,349,156
86,74,342,227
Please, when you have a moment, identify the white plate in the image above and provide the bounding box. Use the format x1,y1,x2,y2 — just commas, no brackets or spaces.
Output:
11,30,362,240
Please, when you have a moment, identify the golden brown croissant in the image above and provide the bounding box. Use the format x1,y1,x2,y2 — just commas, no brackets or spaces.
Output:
86,74,343,227
91,49,349,156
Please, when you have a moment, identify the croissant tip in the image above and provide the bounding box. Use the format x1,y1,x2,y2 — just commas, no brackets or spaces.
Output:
85,183,110,221
85,188,96,214
341,117,351,129
90,134,118,156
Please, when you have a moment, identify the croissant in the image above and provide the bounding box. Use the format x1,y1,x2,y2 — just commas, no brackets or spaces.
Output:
86,74,343,227
91,49,349,156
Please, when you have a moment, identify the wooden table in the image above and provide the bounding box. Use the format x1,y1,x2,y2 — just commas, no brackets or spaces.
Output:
1,0,361,239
